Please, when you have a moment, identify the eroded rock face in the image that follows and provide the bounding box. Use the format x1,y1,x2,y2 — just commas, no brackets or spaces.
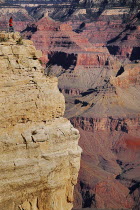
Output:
67,61,139,210
0,32,82,210
21,11,140,209
1,2,140,209
72,116,140,209
107,11,140,61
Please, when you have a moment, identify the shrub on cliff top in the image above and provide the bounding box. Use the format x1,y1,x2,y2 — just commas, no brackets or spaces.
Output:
0,37,8,42
16,37,23,45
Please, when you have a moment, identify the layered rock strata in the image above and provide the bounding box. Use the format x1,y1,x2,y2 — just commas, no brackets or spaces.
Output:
0,32,82,210
19,10,140,209
68,61,140,209
1,2,140,209
72,116,140,209
21,11,140,209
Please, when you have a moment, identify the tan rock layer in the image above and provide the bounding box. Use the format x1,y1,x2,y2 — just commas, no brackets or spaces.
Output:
0,32,82,210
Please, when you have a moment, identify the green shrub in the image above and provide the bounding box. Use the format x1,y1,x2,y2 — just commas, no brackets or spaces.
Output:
0,37,8,42
16,37,23,45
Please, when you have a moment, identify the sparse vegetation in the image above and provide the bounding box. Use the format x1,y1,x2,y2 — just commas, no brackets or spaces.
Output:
0,37,8,42
16,37,23,45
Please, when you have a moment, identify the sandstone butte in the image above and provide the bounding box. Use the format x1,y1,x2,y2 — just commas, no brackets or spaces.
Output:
0,32,82,210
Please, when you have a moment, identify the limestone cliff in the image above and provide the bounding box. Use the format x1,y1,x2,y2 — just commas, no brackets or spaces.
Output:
0,32,82,210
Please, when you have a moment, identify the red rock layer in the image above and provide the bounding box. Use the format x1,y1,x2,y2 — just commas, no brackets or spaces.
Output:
1,5,139,210
72,117,140,209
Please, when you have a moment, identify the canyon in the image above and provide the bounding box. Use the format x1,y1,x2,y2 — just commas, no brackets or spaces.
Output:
0,0,140,209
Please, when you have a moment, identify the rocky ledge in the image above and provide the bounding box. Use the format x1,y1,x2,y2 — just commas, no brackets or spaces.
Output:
0,32,82,210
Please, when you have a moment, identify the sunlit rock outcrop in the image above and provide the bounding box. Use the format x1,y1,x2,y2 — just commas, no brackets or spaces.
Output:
0,32,82,210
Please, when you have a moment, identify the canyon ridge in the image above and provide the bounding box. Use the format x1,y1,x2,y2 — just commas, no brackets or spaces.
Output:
0,0,140,210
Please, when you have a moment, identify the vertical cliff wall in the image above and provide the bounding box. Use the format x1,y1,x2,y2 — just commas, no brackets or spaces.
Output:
0,32,82,210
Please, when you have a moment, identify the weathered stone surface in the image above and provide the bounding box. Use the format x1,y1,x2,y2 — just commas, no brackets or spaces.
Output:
0,32,82,210
20,12,140,209
1,2,140,209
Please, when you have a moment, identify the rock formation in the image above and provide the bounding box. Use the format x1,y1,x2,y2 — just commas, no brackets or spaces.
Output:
0,1,140,209
18,4,140,209
0,32,82,210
